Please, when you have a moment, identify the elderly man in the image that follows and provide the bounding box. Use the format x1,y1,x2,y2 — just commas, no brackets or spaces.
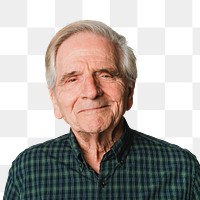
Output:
4,20,200,199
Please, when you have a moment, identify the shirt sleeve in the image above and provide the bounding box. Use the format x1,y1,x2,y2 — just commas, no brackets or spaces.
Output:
3,167,20,200
193,158,200,199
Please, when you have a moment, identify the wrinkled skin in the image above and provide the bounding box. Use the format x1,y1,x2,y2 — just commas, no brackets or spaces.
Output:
49,32,134,137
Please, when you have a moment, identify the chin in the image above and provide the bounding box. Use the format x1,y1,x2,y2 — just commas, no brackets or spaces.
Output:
77,117,113,134
83,123,109,134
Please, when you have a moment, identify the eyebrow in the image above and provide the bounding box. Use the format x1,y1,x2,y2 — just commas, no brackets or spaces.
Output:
57,67,121,85
96,68,120,76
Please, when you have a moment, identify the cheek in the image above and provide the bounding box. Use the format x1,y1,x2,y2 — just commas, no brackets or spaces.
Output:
106,86,127,110
56,93,81,127
56,89,79,115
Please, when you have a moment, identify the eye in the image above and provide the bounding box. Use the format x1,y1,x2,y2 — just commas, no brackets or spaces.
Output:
67,77,77,83
100,72,112,79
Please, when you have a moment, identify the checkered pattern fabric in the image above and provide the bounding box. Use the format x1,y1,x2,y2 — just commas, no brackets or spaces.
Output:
0,0,200,197
3,122,200,199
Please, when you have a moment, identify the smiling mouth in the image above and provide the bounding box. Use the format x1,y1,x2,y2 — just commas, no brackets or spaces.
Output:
78,105,109,113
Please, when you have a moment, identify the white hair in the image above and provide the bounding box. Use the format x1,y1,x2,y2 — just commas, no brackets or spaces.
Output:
45,20,137,89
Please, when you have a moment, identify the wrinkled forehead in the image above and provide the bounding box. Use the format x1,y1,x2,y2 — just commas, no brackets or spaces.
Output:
55,31,120,71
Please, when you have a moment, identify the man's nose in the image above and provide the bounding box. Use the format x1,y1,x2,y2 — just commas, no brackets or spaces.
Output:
80,76,102,99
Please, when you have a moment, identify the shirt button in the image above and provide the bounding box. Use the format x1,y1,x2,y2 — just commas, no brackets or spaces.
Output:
101,181,106,188
120,160,125,164
79,163,83,172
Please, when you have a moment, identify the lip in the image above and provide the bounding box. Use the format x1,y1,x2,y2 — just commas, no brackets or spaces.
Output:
78,105,109,113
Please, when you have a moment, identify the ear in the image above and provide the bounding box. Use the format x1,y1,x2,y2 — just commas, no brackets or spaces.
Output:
48,88,63,119
126,82,135,111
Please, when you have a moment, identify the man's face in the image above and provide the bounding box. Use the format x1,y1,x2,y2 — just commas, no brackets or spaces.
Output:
50,32,134,134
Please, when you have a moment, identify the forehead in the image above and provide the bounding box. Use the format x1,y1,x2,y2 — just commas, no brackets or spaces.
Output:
55,32,118,69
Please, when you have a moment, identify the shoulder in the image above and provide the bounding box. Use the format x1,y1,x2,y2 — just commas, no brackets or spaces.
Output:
11,134,71,171
5,134,73,197
126,128,200,198
129,128,198,168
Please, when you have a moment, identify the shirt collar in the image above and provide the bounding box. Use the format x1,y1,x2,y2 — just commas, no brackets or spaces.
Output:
68,118,133,164
105,119,133,163
69,129,82,159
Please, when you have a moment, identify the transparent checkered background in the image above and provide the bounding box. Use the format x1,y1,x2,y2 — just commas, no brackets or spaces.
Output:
0,0,200,197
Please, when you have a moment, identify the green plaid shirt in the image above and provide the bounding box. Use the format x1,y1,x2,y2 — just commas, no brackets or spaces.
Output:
4,121,200,199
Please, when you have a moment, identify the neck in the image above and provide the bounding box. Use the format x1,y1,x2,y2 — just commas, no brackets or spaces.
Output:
72,119,124,173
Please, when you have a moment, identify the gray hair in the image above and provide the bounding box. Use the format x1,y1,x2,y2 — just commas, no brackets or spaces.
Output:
45,20,137,89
